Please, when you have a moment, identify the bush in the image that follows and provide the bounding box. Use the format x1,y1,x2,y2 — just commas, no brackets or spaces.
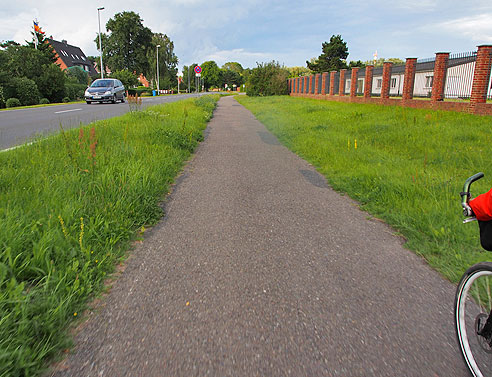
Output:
65,66,89,85
0,86,5,108
6,98,21,108
112,69,139,89
36,63,66,103
11,77,40,106
62,97,70,103
64,83,86,101
39,98,50,105
128,86,153,96
246,61,289,97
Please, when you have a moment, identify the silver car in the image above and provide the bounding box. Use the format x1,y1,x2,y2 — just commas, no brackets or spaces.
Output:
85,78,126,104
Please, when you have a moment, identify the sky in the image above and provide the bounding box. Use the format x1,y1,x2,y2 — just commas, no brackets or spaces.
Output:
1,0,492,73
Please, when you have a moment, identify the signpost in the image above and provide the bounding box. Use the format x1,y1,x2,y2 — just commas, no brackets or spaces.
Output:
194,66,202,93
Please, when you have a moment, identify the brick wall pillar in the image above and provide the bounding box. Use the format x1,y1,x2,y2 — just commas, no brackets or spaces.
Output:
339,69,346,96
402,58,417,101
470,45,492,105
381,62,393,99
364,65,374,98
329,71,336,95
350,68,359,97
315,73,321,94
431,52,450,101
321,73,328,95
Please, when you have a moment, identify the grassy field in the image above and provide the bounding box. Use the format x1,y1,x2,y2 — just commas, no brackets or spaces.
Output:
236,95,492,283
0,95,219,376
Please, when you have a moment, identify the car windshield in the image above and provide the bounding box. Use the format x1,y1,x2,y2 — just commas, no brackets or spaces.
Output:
91,80,114,88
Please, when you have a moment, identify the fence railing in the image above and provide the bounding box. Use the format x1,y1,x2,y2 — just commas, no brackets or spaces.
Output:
445,51,476,99
289,46,492,114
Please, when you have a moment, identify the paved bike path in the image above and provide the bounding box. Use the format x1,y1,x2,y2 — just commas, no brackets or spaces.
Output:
53,96,468,376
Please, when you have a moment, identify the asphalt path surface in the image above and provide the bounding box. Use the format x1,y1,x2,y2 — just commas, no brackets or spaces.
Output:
52,96,469,376
0,93,209,150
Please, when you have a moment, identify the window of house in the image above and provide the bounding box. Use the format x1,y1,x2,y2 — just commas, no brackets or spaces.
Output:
357,79,364,93
391,77,397,88
346,79,351,92
425,76,433,88
376,79,382,89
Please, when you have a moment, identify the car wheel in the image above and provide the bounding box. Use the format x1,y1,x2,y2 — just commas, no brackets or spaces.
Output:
86,101,91,104
111,95,117,104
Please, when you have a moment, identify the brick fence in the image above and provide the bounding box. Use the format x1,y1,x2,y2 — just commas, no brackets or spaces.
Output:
288,45,492,116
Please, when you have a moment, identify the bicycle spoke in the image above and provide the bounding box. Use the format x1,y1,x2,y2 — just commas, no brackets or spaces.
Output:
486,276,491,312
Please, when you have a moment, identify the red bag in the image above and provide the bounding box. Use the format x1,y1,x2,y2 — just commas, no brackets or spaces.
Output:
470,188,492,221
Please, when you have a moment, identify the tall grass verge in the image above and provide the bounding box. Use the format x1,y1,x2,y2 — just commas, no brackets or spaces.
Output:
0,94,219,376
236,95,492,283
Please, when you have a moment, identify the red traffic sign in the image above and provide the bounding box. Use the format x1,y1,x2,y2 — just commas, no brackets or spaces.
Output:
194,66,202,74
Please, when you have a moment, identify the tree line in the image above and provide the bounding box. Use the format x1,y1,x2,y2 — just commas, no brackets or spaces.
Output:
0,37,84,108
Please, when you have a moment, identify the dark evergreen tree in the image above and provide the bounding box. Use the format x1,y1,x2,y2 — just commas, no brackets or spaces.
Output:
307,35,349,73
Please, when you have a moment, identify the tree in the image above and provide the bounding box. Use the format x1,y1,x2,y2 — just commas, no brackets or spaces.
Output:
3,44,65,102
66,66,90,85
287,66,312,78
221,69,242,89
4,45,52,79
6,77,40,105
247,61,289,96
27,32,57,64
98,11,153,76
147,33,178,89
183,64,198,92
86,55,101,77
364,57,404,67
307,35,348,73
36,63,66,102
112,69,139,88
348,60,366,68
222,62,243,75
201,61,221,90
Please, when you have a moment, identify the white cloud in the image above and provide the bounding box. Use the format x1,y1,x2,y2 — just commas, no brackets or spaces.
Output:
435,14,492,43
201,47,272,67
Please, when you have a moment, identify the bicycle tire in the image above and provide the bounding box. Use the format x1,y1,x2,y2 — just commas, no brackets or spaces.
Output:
455,262,492,377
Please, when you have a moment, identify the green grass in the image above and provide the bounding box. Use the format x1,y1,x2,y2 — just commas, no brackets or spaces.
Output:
236,95,492,283
0,101,86,111
0,94,220,376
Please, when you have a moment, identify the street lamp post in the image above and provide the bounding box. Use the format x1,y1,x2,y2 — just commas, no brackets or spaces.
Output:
156,44,161,95
97,7,105,79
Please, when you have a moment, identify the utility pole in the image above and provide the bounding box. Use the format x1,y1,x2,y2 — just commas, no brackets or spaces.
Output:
97,7,105,79
156,45,161,95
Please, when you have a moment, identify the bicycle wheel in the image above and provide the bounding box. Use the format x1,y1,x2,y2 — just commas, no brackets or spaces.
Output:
455,262,492,377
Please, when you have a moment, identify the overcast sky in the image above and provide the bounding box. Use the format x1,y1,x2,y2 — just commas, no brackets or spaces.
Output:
1,0,492,73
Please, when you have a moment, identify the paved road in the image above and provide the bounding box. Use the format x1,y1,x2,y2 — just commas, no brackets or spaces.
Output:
52,96,469,376
0,93,209,150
